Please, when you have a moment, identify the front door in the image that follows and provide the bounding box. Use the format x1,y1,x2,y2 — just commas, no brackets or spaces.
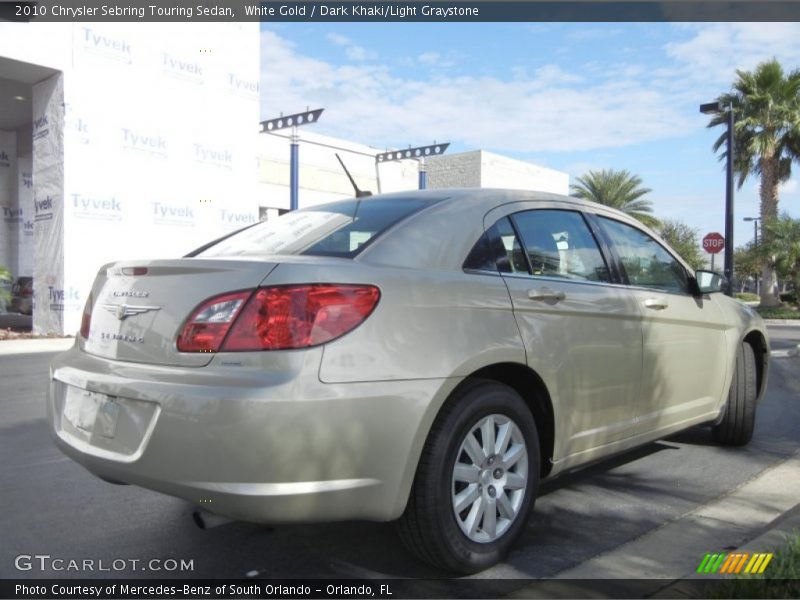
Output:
595,217,729,435
492,208,644,462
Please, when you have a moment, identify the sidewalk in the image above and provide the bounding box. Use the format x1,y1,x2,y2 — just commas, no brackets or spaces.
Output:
0,337,74,355
764,319,800,326
509,451,800,598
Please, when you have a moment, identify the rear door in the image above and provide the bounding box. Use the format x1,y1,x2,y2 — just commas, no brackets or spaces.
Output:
593,216,729,433
489,207,644,460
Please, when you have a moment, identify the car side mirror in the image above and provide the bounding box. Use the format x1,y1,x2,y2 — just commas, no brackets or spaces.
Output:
693,270,727,295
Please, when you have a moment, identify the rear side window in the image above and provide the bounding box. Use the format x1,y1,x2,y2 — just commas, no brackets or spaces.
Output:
598,217,689,292
462,220,525,273
198,197,439,258
511,210,611,282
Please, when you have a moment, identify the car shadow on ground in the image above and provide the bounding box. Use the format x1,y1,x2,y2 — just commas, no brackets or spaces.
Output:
245,441,687,580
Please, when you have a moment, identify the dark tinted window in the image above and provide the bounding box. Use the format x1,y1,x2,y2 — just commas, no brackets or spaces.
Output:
495,217,529,274
462,221,519,272
199,197,439,258
463,231,496,271
599,217,689,292
512,210,610,282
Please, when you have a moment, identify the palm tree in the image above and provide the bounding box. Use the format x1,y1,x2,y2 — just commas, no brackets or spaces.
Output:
570,169,659,227
707,58,800,307
758,214,800,300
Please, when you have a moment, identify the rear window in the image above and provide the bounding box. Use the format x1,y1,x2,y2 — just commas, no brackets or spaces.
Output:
198,196,439,258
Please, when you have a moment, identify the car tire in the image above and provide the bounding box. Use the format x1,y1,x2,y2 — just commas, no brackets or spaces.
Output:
713,342,757,446
398,380,540,574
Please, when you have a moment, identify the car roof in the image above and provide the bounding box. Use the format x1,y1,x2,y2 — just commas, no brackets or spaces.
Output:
356,187,674,271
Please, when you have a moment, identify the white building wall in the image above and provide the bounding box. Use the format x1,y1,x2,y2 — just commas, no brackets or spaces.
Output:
0,23,260,334
425,150,482,189
425,150,569,195
258,130,417,211
478,151,569,194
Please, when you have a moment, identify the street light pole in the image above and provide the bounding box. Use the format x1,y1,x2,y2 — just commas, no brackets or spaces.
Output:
744,216,760,246
259,108,324,212
724,104,735,296
290,127,299,211
744,216,761,295
700,100,736,296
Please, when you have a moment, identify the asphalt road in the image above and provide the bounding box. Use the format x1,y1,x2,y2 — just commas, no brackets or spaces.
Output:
2,326,799,585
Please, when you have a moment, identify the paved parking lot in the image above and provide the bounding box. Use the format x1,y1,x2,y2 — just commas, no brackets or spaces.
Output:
2,325,799,587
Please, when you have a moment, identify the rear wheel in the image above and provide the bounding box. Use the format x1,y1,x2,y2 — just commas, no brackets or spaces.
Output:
713,342,758,446
398,380,539,574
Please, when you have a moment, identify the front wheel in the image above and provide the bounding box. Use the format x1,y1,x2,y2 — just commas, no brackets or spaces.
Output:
398,380,540,574
713,342,758,446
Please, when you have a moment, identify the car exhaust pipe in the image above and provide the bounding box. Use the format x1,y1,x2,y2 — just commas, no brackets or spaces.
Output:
192,509,233,530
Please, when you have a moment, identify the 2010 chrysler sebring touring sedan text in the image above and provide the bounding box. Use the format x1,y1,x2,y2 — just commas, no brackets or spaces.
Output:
48,189,769,573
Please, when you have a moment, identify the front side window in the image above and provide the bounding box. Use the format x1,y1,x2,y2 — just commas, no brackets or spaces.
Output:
511,210,611,282
599,217,689,292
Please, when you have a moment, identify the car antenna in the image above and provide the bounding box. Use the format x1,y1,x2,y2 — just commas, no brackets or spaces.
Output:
335,153,372,199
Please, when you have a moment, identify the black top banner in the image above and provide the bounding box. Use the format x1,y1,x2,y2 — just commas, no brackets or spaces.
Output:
2,1,800,22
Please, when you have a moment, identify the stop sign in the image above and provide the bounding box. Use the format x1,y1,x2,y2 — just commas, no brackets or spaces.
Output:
703,232,725,254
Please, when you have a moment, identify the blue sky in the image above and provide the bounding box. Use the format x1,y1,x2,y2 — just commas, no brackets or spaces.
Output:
260,22,800,250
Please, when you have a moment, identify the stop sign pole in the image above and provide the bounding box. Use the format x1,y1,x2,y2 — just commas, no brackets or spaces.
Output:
703,232,725,274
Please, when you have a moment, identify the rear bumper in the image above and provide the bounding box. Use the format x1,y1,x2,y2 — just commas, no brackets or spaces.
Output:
48,345,454,523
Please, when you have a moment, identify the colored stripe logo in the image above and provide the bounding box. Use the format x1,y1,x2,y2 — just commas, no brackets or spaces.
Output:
697,552,773,574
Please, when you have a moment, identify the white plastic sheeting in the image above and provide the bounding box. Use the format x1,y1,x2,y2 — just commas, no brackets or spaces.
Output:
0,130,17,275
16,157,33,277
0,23,260,334
32,74,65,334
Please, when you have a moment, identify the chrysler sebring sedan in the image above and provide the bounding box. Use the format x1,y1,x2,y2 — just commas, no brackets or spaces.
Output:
48,189,768,573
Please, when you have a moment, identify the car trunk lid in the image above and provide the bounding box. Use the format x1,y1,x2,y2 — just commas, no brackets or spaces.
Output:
83,258,278,367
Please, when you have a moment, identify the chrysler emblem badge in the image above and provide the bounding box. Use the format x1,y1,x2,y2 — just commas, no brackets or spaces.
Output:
102,303,161,321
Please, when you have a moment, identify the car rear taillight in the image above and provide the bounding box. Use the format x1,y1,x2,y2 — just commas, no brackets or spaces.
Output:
80,292,93,339
177,284,380,353
176,290,251,352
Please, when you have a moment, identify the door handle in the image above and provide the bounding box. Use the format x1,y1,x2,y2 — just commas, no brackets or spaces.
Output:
527,288,566,302
643,298,669,310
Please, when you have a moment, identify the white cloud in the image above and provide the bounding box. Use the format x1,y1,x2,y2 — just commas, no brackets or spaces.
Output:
260,29,691,154
324,32,375,61
346,45,373,61
780,179,799,195
418,52,440,65
325,33,351,46
664,23,800,90
564,27,623,41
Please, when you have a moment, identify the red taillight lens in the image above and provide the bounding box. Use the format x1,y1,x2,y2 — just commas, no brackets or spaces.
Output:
80,292,93,339
176,290,251,352
223,284,380,351
178,284,380,353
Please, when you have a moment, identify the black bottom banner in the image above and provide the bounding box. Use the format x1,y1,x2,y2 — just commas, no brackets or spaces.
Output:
3,578,800,599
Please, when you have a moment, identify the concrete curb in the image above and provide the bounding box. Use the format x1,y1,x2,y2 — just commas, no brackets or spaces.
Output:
0,338,74,356
654,506,800,598
763,319,800,326
508,452,800,597
771,344,800,359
